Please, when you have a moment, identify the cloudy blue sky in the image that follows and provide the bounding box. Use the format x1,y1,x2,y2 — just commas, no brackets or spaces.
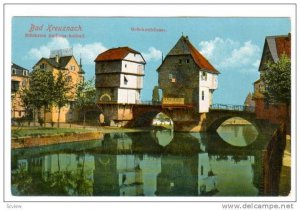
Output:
12,17,290,105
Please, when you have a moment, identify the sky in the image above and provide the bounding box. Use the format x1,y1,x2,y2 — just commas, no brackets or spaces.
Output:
12,17,291,105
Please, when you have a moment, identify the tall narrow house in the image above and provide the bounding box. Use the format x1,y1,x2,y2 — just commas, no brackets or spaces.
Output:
253,33,291,124
95,47,146,104
157,35,219,113
11,63,30,118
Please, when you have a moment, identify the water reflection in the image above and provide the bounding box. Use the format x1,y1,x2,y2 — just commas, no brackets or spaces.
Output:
11,125,267,196
217,125,258,147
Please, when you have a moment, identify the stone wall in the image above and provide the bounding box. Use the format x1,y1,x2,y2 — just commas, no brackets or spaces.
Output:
158,55,199,106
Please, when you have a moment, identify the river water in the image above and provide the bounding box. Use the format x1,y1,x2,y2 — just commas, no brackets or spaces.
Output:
11,125,270,196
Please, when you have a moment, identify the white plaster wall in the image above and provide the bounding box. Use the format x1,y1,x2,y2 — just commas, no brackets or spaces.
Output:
124,53,145,64
120,74,143,89
117,88,140,104
199,71,218,90
199,71,218,113
121,60,144,75
199,86,210,113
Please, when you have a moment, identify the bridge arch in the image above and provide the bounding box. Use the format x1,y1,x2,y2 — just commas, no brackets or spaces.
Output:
205,110,261,133
131,105,173,128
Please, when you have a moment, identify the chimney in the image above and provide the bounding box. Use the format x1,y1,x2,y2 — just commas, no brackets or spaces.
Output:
55,54,59,63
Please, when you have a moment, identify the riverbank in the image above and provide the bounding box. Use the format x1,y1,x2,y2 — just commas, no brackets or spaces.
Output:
12,131,103,149
11,124,153,149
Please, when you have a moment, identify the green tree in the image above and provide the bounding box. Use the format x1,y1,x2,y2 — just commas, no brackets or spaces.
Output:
261,54,291,119
25,69,55,127
53,71,72,128
75,78,96,127
152,86,160,103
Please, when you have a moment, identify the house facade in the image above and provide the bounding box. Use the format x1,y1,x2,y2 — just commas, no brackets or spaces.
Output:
157,35,219,113
11,63,30,118
253,34,291,124
95,47,146,104
33,54,85,123
244,92,255,112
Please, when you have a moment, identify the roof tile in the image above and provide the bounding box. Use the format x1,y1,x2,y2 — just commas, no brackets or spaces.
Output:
95,47,144,62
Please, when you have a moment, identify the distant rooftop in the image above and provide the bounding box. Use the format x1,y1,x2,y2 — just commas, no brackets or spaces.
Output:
11,63,29,76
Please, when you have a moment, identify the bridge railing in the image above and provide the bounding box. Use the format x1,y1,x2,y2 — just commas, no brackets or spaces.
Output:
97,100,162,105
210,104,255,112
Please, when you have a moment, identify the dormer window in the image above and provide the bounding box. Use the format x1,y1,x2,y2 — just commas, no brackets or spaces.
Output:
23,70,28,76
70,66,75,71
12,68,16,75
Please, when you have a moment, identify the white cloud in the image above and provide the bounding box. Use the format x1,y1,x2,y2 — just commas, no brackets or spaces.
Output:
142,47,162,62
199,37,261,73
73,42,107,65
25,37,107,65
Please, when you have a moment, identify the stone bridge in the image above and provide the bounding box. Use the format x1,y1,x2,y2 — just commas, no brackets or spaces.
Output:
95,102,277,134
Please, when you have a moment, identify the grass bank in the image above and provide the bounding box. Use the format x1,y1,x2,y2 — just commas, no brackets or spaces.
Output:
11,125,154,138
12,127,92,138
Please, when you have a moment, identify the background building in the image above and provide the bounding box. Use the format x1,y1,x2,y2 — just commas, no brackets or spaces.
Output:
11,63,29,118
95,47,146,104
252,33,291,124
33,51,85,123
157,35,219,113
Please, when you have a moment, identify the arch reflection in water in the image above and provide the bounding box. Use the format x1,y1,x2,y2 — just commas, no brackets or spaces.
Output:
11,131,268,196
152,129,174,147
217,118,259,147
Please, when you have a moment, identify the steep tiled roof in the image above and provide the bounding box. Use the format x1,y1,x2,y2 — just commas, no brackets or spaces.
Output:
275,35,291,58
95,47,145,63
166,36,219,74
259,34,291,71
266,34,291,62
34,56,74,69
49,56,73,68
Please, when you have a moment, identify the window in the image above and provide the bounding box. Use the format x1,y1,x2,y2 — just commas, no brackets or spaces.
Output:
186,59,190,63
169,73,176,83
40,63,46,69
66,76,72,82
202,91,205,101
11,81,20,92
124,76,128,85
125,64,127,68
70,66,75,71
179,59,182,64
23,70,28,76
18,111,22,117
12,68,16,75
69,101,75,109
201,72,207,81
